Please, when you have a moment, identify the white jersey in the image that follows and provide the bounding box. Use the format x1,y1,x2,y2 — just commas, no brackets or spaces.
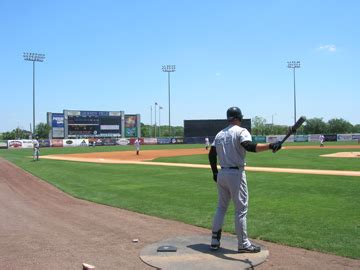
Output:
212,124,252,167
33,140,40,149
205,137,210,145
134,139,140,148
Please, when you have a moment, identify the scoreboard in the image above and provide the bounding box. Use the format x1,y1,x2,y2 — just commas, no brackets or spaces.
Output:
64,110,123,138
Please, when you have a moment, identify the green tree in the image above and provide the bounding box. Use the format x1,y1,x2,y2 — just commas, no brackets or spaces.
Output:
352,124,360,133
251,116,267,135
327,118,353,134
303,118,327,134
35,123,51,139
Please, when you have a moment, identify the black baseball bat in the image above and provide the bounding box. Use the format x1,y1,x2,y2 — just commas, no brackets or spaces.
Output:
279,116,306,144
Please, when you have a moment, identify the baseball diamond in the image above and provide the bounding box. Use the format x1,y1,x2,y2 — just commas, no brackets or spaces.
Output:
0,143,359,269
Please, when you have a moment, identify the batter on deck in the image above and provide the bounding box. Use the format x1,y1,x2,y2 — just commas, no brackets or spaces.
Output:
208,106,282,253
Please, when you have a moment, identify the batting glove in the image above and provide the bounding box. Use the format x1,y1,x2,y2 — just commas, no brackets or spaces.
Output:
269,141,282,153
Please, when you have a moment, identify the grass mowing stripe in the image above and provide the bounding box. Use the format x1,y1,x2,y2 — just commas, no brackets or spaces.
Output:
153,147,360,171
0,147,359,258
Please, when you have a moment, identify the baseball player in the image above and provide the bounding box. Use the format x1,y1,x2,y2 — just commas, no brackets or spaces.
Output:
209,106,282,253
33,136,40,161
319,134,325,147
205,137,210,150
134,138,141,155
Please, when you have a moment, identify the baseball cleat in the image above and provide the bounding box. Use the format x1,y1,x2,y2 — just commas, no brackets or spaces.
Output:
210,229,222,251
238,244,261,253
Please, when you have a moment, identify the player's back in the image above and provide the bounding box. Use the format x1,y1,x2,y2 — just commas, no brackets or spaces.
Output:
213,125,251,167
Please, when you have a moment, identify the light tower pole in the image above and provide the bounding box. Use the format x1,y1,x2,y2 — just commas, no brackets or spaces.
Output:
154,102,158,137
23,52,45,136
162,65,176,137
287,61,300,125
159,106,163,137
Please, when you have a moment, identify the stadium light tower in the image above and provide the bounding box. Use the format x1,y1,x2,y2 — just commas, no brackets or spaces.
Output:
23,52,45,135
162,65,176,137
287,61,300,125
159,105,163,137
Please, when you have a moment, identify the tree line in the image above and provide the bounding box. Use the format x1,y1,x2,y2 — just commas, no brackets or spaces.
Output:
251,116,360,135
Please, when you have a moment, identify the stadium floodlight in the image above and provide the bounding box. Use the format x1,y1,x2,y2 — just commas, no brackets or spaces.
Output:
23,52,46,135
287,61,300,125
162,65,176,136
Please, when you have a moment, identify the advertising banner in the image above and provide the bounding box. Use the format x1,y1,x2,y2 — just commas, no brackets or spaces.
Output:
0,140,8,149
116,138,130,146
52,113,65,138
324,134,337,142
157,138,172,144
352,134,360,140
52,113,64,127
63,139,89,147
128,138,144,145
39,140,51,147
252,136,266,143
51,139,63,147
143,138,157,145
267,135,294,143
294,135,309,142
8,140,34,149
125,115,138,137
337,134,353,141
308,134,321,142
102,138,117,146
171,138,184,144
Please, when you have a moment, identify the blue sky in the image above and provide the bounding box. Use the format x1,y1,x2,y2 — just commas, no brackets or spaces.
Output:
1,0,359,132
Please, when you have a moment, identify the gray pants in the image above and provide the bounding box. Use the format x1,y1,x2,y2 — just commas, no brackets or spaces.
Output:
212,168,251,248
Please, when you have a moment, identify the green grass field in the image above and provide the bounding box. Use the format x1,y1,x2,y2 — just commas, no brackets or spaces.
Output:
0,142,359,259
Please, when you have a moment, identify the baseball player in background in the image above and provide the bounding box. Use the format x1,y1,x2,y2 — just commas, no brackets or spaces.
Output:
205,137,210,150
134,138,141,155
33,136,40,161
319,134,325,147
208,106,282,253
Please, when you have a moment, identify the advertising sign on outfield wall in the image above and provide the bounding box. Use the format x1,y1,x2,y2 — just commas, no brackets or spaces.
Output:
0,140,8,149
63,139,89,147
39,140,51,147
267,135,293,143
117,138,130,145
352,134,360,140
144,138,158,145
324,134,337,142
8,140,34,149
51,139,63,147
157,138,172,144
294,135,309,142
337,134,353,141
308,134,321,142
252,136,266,143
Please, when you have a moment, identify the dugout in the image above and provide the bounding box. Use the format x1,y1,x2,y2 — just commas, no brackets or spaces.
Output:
184,119,251,144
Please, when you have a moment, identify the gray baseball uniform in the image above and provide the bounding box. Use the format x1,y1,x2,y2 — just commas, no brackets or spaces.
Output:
33,139,40,161
211,124,252,249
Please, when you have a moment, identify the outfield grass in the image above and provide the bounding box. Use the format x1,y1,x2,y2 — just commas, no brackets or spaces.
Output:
154,146,360,171
0,144,359,259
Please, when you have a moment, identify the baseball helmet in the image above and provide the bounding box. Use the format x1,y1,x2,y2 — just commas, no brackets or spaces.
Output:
226,106,243,121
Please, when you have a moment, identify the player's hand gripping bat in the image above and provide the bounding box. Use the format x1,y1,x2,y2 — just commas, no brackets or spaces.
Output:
269,116,306,153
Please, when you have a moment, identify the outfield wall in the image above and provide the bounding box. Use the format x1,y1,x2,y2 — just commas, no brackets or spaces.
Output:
1,134,359,149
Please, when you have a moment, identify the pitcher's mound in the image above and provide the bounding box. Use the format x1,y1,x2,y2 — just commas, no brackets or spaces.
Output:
140,234,268,270
321,152,360,158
